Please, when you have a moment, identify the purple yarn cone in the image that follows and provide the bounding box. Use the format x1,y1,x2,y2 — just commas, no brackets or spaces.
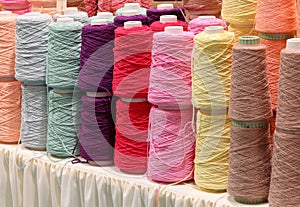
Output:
79,95,115,163
114,15,150,27
78,24,116,93
146,6,186,24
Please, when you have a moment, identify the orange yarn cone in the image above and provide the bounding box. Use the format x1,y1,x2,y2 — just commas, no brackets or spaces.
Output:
256,0,297,33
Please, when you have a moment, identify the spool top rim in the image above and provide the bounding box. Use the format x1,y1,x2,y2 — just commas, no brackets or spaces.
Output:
238,36,259,45
157,3,174,10
160,15,177,23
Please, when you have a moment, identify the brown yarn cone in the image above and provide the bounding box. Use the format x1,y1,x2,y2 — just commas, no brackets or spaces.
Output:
276,49,300,132
228,123,271,204
269,130,300,207
229,41,272,121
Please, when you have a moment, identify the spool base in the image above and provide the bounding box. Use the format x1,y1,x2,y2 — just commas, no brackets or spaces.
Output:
120,169,146,175
234,197,268,204
24,146,46,151
88,160,113,167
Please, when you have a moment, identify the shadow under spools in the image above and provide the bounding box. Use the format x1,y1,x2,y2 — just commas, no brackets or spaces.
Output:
228,36,272,204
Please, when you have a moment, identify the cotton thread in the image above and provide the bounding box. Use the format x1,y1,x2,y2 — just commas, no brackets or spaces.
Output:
255,0,297,33
259,37,289,110
188,17,225,35
147,106,195,183
0,81,21,144
113,15,149,27
222,0,257,25
113,25,152,98
78,23,115,93
79,95,115,165
15,13,52,83
194,111,230,191
150,20,188,32
228,123,271,204
192,30,234,111
47,90,81,157
47,21,83,90
229,38,272,121
0,12,17,79
183,0,222,20
54,11,88,24
146,6,185,24
148,31,193,107
97,0,111,13
276,47,300,131
114,99,151,173
21,84,48,150
269,130,300,207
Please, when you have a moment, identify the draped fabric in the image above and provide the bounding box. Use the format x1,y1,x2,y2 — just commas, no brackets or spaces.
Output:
0,144,268,207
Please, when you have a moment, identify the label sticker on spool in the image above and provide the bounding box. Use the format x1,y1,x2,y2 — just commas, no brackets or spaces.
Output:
259,33,295,40
232,120,269,128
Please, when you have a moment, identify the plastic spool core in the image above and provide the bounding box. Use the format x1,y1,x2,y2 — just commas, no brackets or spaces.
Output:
64,7,78,15
121,97,147,103
286,38,300,51
0,11,12,16
57,17,74,23
97,12,113,18
122,9,139,16
24,12,41,16
238,36,259,45
204,26,224,34
160,15,177,23
124,2,140,10
165,26,184,34
91,19,108,25
52,88,74,94
86,92,110,97
124,21,142,29
157,4,174,10
197,15,216,19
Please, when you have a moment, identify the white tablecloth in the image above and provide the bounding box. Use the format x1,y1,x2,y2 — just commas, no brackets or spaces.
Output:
0,144,269,207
